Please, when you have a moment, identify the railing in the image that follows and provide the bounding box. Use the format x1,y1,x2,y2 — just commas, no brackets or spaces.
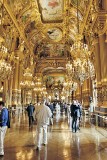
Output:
89,112,107,130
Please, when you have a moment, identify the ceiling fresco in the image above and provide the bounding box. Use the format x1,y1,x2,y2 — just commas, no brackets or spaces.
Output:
37,0,64,22
2,0,94,78
43,75,65,89
34,43,66,59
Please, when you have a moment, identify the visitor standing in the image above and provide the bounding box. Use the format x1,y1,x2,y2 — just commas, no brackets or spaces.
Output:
35,100,52,150
0,101,9,156
27,103,35,128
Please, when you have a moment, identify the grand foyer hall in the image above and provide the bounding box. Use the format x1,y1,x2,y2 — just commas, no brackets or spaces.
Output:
0,0,107,160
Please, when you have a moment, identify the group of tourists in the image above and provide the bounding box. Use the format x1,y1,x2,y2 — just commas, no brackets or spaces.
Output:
0,99,83,155
26,100,82,150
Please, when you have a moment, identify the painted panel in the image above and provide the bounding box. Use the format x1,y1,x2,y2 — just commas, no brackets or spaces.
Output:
38,0,63,22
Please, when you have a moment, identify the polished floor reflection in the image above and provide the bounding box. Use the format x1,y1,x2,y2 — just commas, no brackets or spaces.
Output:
2,114,107,160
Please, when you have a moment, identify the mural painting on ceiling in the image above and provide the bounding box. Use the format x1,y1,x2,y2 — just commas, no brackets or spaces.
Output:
38,0,63,22
45,76,64,88
34,43,65,58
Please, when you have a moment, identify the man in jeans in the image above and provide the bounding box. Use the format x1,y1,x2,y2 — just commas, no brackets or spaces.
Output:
0,101,9,156
35,100,52,150
27,103,35,128
70,100,80,133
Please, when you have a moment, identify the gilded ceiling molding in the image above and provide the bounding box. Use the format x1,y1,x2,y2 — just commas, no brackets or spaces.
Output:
17,4,32,19
35,58,67,74
3,0,33,55
80,0,93,35
70,0,88,14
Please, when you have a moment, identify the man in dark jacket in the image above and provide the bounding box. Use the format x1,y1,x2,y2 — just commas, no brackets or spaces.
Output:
70,100,80,133
0,101,9,156
27,103,35,127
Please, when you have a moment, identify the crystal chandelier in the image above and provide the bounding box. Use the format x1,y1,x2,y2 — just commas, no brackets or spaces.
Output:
72,58,95,85
20,80,34,88
0,2,12,80
34,78,42,93
0,59,12,80
20,68,34,89
63,80,78,92
42,85,47,96
69,0,95,84
34,78,47,96
66,61,73,76
0,1,7,56
71,34,90,59
71,81,78,91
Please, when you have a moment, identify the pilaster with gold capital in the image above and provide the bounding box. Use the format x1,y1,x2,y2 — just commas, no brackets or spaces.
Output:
82,79,90,108
12,59,19,106
99,34,107,105
75,84,81,102
25,90,32,105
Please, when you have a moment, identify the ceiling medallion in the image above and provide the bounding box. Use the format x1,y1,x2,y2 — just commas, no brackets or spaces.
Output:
47,28,63,42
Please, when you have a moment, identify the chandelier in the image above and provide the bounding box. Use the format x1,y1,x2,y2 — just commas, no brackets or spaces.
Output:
0,59,12,80
63,80,78,92
42,85,47,96
71,34,90,59
72,58,95,84
34,78,47,96
0,1,7,56
20,80,34,88
0,2,12,80
20,68,34,89
34,78,42,93
66,61,73,76
69,0,95,84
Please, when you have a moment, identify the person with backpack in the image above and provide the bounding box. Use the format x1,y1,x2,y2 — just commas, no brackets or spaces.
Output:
0,101,9,156
70,100,80,133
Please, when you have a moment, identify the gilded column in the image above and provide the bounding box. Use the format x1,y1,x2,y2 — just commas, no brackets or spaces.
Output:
26,90,32,105
17,63,23,106
12,60,19,106
75,84,81,102
93,37,102,107
99,34,107,105
82,79,90,108
8,75,13,108
3,79,8,106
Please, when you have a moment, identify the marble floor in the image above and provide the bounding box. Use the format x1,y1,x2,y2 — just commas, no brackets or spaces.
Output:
1,114,107,160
